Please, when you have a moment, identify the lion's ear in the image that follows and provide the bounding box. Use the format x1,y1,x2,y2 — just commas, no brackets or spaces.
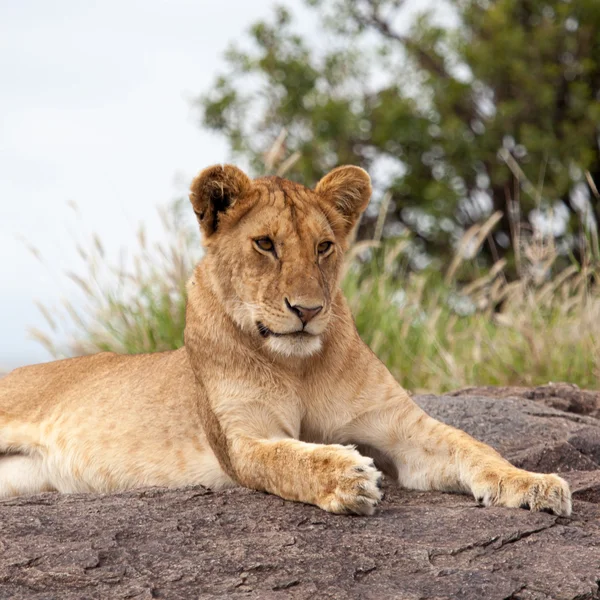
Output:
189,164,252,236
315,166,372,235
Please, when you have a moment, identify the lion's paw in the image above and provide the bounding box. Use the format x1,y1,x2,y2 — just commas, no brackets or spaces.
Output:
316,446,383,516
473,470,571,516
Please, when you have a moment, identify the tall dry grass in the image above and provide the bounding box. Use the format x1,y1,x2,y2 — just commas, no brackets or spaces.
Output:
30,200,199,357
345,221,599,392
29,136,600,392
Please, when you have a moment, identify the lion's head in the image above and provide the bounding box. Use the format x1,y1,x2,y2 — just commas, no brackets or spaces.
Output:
189,164,371,358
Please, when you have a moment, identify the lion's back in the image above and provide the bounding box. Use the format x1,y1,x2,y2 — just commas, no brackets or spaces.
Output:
0,347,196,421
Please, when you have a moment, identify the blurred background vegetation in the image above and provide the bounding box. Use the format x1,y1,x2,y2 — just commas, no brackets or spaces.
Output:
203,0,600,273
33,0,600,392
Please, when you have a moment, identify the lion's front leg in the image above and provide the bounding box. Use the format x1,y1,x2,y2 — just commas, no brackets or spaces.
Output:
202,389,383,514
230,437,383,514
342,394,571,516
403,416,572,515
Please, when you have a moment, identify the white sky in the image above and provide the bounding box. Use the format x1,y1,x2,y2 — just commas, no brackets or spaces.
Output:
0,0,315,370
0,0,451,371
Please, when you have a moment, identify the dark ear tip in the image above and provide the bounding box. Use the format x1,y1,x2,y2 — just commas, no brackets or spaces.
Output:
189,164,226,191
189,164,251,207
190,163,251,186
189,164,252,236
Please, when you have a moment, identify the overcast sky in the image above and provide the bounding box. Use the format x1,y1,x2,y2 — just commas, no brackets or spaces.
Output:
0,0,319,370
0,0,452,371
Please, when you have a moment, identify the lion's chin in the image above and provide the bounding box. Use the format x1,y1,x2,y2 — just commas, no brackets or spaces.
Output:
265,334,323,358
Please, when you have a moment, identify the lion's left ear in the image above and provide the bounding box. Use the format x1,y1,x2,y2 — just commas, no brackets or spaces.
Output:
189,164,252,237
315,166,372,235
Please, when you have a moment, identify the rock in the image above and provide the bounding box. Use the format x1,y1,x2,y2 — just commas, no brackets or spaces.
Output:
1,387,600,600
420,391,600,473
451,382,600,420
570,428,600,466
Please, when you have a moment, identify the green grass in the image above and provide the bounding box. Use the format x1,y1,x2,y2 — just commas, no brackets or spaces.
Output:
344,244,599,392
29,201,600,393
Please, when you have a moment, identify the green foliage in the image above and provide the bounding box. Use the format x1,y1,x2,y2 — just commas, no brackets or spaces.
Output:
201,0,600,270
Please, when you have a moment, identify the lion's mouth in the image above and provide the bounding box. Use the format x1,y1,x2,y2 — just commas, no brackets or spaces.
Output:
256,322,313,339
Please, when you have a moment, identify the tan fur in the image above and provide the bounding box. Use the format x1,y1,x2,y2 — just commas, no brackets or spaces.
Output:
0,164,571,517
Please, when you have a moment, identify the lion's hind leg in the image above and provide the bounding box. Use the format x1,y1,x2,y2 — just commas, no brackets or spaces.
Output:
0,454,55,499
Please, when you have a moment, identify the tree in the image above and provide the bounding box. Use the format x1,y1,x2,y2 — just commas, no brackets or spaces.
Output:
200,0,600,273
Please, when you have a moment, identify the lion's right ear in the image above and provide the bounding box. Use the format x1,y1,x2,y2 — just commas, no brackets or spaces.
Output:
189,164,252,237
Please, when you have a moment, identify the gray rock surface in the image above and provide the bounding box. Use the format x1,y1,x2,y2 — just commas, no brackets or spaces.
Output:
1,386,599,599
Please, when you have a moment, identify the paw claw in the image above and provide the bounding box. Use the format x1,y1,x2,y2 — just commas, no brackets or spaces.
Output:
473,471,572,516
317,448,383,516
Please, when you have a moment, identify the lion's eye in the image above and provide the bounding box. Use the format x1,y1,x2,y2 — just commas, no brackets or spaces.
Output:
254,237,275,253
317,241,333,255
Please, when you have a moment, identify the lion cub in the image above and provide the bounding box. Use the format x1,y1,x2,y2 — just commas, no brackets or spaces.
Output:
0,164,571,517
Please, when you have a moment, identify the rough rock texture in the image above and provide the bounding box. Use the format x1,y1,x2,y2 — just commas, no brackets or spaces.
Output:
1,386,600,599
451,382,600,420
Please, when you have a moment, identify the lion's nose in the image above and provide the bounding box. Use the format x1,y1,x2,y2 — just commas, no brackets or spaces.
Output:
285,299,323,326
